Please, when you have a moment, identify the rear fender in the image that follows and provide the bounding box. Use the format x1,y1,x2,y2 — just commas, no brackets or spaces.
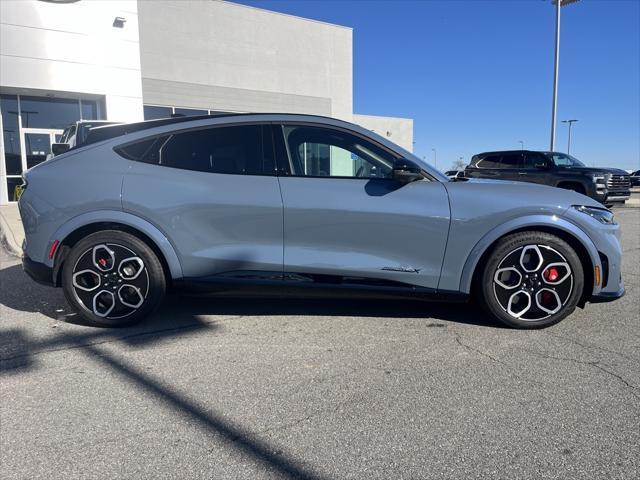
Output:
49,210,183,279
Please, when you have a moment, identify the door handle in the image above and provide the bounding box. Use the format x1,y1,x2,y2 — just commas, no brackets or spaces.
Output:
518,172,527,176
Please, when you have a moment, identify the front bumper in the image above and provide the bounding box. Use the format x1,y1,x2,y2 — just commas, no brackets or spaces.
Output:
590,286,625,303
23,254,54,287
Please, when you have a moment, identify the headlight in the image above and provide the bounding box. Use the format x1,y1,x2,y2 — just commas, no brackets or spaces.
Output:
572,205,616,224
592,175,606,184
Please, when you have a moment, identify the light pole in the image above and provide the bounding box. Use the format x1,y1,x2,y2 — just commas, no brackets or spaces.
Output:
549,0,580,151
518,140,524,150
561,119,578,154
432,148,437,169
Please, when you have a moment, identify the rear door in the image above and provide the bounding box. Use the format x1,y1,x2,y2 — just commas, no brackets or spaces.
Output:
498,152,525,182
520,151,552,185
121,123,283,279
274,123,450,290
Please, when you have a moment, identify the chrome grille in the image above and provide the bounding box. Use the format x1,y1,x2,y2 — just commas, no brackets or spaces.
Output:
606,174,630,190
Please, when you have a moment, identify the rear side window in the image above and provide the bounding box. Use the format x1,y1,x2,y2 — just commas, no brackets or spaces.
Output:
116,136,169,164
500,153,523,168
524,152,547,168
475,155,501,169
475,153,522,169
115,125,275,175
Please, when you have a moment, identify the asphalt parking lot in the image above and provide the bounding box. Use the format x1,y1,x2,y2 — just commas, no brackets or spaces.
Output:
1,207,638,480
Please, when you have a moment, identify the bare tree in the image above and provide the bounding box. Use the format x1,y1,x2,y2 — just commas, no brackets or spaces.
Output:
451,159,466,170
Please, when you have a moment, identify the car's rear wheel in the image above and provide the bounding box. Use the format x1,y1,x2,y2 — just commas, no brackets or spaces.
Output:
479,231,584,329
62,230,166,327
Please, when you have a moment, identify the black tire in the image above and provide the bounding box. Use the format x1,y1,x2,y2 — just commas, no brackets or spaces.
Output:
478,231,584,329
62,230,166,327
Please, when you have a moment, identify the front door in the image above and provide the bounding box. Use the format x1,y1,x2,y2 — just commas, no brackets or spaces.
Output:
6,128,62,201
275,124,451,290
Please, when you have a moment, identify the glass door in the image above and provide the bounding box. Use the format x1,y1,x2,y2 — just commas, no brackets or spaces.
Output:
7,128,62,201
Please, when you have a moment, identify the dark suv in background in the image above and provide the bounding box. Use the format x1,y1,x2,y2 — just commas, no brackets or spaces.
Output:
464,150,631,206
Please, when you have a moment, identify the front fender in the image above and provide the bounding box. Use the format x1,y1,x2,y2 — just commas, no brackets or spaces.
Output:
457,214,601,296
50,210,183,279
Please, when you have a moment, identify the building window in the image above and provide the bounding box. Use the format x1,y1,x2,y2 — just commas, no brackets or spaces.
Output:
1,93,104,203
143,105,172,120
143,104,236,121
1,95,21,176
174,107,208,117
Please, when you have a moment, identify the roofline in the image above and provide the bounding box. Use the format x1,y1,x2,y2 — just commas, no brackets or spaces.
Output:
225,1,353,31
82,113,362,146
475,150,536,156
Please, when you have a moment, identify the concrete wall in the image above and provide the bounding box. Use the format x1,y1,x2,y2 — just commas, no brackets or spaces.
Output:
138,0,353,120
0,0,143,122
354,114,414,152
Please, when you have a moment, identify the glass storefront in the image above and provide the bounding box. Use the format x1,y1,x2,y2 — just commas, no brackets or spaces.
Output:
143,104,232,120
0,93,104,203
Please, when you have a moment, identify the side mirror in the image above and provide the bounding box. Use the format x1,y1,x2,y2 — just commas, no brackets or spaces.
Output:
392,159,424,183
51,143,70,156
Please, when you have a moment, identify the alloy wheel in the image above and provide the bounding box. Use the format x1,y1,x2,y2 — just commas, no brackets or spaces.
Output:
71,243,150,320
492,244,574,321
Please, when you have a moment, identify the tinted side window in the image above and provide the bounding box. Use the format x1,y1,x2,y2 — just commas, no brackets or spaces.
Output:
524,152,547,168
283,125,396,179
160,125,266,175
116,136,169,164
475,155,501,169
500,153,523,168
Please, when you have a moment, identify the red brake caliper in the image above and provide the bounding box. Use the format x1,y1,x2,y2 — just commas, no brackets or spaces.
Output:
98,258,107,268
544,267,559,282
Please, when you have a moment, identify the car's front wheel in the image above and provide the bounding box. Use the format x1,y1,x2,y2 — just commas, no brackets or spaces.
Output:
62,230,166,327
479,231,584,329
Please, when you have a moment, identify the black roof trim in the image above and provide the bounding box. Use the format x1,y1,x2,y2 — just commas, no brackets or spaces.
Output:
474,150,536,156
82,112,351,147
83,113,243,146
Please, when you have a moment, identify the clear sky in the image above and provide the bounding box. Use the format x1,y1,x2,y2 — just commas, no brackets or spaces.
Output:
234,0,640,172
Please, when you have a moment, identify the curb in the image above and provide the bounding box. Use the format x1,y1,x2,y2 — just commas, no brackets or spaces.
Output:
0,210,21,257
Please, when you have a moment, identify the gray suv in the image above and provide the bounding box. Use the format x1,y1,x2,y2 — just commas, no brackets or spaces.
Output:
19,114,624,329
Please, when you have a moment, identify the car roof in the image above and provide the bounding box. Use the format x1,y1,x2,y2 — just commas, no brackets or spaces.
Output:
83,112,360,146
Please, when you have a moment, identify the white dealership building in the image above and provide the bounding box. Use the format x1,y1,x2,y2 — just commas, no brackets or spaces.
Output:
0,0,413,204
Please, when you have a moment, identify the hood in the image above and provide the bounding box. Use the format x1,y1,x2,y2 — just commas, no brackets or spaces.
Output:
452,178,602,210
556,166,629,175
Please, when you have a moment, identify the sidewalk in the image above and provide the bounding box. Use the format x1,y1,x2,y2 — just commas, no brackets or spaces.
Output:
0,203,24,256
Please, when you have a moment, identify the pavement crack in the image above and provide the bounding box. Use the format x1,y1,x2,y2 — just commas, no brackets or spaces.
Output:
452,331,544,386
453,331,507,367
525,350,640,401
545,332,640,362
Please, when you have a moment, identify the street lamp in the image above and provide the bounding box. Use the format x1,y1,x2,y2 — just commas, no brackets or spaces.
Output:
518,140,524,150
432,148,437,169
561,119,578,154
549,0,580,151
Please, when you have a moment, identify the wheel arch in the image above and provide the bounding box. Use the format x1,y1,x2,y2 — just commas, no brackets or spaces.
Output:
49,211,183,286
556,181,587,194
460,215,601,302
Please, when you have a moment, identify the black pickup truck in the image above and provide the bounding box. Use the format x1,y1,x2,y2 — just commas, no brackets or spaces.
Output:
464,150,631,206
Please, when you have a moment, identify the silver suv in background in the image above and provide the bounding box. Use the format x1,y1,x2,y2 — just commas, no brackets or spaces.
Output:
19,114,624,329
52,120,121,156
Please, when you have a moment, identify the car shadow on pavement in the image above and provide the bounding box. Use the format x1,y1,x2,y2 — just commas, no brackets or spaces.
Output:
1,259,500,480
0,261,502,328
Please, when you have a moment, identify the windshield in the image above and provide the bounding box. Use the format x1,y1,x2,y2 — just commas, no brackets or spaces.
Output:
548,152,585,168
